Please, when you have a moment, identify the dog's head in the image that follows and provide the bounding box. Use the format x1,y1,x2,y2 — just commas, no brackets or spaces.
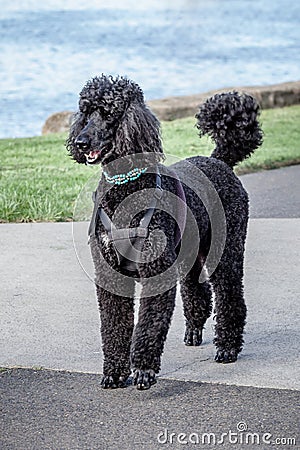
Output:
66,75,164,167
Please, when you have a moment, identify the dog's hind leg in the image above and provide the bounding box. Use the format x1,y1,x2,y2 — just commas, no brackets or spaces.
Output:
96,282,135,389
180,259,213,346
210,236,247,364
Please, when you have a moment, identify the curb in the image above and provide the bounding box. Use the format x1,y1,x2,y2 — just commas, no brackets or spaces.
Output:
42,80,300,135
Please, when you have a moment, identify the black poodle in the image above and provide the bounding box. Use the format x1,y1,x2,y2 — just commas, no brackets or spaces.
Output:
67,75,263,390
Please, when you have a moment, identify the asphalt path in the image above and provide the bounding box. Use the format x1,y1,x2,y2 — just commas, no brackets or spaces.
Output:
1,165,299,449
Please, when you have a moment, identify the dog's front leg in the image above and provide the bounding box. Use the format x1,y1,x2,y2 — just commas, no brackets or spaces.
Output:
131,285,176,390
90,235,135,388
96,284,135,389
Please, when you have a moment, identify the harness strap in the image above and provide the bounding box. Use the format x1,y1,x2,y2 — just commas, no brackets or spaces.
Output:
109,227,148,240
97,171,162,240
88,167,187,272
167,168,187,248
89,170,163,271
88,190,100,238
139,171,162,229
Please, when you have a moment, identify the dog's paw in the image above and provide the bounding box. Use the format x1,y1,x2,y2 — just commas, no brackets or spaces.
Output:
215,349,238,363
184,327,203,346
101,375,128,389
132,369,157,390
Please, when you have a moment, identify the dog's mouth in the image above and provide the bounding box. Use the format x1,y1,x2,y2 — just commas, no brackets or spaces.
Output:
85,150,101,164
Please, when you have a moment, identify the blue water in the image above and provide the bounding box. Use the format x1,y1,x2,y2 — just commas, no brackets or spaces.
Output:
0,0,299,138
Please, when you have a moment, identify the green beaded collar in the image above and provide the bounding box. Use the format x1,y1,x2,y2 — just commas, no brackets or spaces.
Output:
103,167,148,185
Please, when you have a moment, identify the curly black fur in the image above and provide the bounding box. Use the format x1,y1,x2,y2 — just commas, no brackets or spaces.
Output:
67,75,262,390
196,91,263,168
67,74,164,168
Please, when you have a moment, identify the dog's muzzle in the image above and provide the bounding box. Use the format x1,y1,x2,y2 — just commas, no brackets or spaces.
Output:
75,134,90,150
75,135,101,164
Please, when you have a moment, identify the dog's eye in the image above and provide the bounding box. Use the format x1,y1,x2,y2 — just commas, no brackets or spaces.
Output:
98,106,110,118
102,110,113,120
79,99,91,113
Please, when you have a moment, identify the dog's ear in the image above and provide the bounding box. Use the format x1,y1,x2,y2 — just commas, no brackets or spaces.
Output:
114,101,165,166
66,112,87,164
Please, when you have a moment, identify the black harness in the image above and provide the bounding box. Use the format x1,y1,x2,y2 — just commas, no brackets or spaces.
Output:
88,168,186,274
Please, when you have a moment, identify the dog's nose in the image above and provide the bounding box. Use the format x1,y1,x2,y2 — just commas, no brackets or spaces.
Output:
75,134,91,150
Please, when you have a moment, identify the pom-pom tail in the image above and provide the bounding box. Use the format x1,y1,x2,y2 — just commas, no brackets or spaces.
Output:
196,91,263,168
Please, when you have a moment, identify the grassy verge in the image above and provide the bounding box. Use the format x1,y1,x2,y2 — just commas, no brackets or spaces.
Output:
0,105,299,222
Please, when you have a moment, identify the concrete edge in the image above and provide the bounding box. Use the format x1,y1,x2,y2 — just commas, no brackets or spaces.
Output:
42,80,300,134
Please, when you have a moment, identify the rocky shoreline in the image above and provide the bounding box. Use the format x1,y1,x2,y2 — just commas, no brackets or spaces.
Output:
42,80,300,135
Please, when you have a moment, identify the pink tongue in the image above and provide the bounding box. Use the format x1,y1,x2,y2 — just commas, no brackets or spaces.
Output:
89,151,99,158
